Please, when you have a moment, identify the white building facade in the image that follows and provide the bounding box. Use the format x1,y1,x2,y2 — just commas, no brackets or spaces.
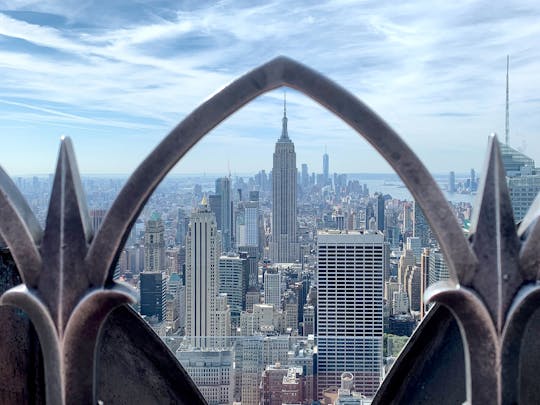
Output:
185,197,226,349
317,230,384,398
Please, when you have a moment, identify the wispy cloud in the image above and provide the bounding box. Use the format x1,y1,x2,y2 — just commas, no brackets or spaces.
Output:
0,1,539,175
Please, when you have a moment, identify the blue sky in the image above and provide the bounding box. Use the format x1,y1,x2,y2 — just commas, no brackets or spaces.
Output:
0,0,539,176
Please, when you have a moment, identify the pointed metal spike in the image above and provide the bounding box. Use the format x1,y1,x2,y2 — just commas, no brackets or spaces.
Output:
518,192,540,279
0,165,42,287
58,136,93,244
39,137,93,332
469,135,521,332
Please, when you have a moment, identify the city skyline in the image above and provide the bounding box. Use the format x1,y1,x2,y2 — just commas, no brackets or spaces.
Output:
0,1,539,176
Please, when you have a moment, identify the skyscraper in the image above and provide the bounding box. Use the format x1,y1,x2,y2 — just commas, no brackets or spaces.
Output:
270,96,299,263
89,208,106,233
140,271,166,322
448,171,456,193
406,265,421,312
179,200,233,402
144,212,166,273
208,194,222,230
413,201,431,247
428,249,449,286
317,230,384,397
470,168,477,192
301,163,309,189
185,196,224,349
500,141,540,222
219,253,248,323
243,200,261,249
376,193,385,232
264,267,282,309
215,177,232,252
323,149,329,185
420,248,430,319
175,208,188,246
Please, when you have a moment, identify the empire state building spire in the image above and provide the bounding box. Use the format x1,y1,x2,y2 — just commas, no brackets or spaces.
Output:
280,91,289,141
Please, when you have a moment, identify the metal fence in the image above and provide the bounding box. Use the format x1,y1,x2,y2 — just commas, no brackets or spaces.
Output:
1,56,539,404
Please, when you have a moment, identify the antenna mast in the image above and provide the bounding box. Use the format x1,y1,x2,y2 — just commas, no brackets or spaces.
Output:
505,55,510,146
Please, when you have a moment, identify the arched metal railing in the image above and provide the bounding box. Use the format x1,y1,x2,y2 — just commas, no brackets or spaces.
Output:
0,56,539,404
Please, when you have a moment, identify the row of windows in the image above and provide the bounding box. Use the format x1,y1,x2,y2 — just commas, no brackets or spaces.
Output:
319,245,383,248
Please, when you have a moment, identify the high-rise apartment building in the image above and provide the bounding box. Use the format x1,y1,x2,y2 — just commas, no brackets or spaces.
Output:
185,197,224,349
317,230,384,398
270,98,299,263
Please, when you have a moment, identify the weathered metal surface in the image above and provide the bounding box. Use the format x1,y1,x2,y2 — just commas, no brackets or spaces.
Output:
372,305,465,404
0,56,538,404
97,306,204,405
0,247,45,405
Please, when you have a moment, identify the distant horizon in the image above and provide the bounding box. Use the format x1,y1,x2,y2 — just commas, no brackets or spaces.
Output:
10,171,478,179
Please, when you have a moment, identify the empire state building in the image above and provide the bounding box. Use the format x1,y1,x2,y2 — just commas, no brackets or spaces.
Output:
270,96,299,263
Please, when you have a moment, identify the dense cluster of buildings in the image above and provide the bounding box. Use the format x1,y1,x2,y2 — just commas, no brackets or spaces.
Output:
9,98,539,405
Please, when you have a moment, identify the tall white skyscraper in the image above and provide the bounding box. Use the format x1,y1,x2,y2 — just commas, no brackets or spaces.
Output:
271,96,299,263
317,230,384,398
185,196,225,349
180,212,234,405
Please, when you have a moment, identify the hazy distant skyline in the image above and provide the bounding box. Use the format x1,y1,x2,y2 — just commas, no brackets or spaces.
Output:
0,1,539,176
